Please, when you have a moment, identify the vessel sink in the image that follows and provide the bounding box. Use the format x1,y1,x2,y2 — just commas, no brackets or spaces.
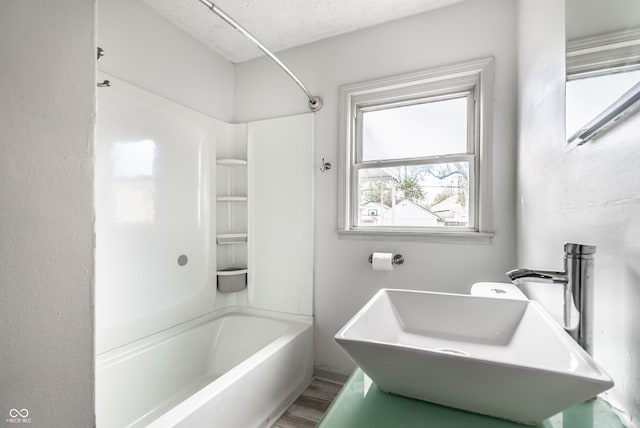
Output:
334,289,614,425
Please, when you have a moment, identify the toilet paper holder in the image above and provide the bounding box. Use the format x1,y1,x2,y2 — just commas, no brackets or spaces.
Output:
368,253,404,265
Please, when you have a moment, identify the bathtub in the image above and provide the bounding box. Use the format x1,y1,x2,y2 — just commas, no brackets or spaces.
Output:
95,307,313,428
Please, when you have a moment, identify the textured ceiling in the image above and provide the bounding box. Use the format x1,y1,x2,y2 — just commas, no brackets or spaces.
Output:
141,0,467,63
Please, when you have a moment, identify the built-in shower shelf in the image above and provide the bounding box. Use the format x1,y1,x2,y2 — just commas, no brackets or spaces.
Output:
216,150,248,274
217,158,247,166
216,267,248,276
216,196,248,202
216,267,248,293
216,233,248,245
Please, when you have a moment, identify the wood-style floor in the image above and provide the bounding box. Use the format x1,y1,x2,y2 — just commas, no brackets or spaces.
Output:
273,379,343,428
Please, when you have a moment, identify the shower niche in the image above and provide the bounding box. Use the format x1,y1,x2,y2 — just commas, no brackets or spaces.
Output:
216,123,248,293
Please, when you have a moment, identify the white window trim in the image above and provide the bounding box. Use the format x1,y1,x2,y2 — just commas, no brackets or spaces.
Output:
338,57,495,243
567,28,640,77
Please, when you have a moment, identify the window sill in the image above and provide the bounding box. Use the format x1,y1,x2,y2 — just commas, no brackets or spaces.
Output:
337,228,495,244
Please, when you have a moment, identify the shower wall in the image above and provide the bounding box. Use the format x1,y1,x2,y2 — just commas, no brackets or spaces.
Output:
248,114,314,316
95,74,220,353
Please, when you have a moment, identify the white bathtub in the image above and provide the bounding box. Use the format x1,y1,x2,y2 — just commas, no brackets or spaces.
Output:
95,307,313,428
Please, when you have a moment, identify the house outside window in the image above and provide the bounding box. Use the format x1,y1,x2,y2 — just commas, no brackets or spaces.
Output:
338,58,495,242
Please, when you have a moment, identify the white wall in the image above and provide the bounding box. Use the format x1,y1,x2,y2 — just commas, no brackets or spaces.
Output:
98,0,234,121
518,0,640,424
234,0,519,375
566,0,640,41
0,2,95,427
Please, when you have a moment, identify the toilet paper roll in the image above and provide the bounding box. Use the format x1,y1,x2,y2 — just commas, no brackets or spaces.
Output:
371,252,394,271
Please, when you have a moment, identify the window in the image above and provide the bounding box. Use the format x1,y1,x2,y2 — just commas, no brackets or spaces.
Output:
566,30,640,144
338,58,495,242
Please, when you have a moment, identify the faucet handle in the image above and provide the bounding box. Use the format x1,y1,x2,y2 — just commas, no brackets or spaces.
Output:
564,243,596,256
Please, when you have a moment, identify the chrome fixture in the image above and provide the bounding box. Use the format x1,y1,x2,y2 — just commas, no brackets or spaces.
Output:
507,243,596,354
96,47,110,87
368,253,404,266
195,0,322,112
320,158,331,172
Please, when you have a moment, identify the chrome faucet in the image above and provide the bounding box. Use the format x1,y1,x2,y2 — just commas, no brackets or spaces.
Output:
506,243,596,355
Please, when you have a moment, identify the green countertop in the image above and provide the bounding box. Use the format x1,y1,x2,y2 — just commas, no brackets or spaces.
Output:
318,368,624,428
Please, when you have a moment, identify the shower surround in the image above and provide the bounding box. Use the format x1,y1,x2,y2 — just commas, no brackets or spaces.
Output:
95,73,314,426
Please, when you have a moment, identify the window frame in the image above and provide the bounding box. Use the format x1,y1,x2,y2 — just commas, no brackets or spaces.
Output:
353,92,476,230
567,29,640,77
338,57,495,243
566,29,640,145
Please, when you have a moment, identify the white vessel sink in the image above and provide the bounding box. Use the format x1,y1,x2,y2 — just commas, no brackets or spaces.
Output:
334,289,614,425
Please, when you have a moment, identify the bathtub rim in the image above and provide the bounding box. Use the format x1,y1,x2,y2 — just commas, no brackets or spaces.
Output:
95,306,313,369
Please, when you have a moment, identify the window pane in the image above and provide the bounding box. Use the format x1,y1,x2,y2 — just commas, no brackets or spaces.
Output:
361,96,468,161
566,69,640,140
357,162,470,227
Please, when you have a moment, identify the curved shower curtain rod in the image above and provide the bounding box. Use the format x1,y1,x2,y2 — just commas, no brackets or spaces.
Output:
196,0,323,112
